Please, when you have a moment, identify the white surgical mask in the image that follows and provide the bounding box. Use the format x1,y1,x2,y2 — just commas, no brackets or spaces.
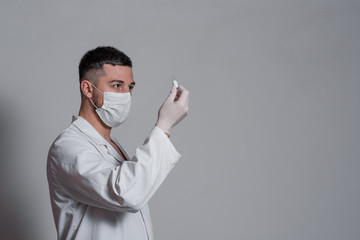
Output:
89,84,131,128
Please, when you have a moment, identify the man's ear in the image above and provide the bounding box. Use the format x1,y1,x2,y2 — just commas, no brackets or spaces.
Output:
80,80,93,98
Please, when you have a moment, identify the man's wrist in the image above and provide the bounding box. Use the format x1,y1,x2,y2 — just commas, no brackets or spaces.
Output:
155,122,171,137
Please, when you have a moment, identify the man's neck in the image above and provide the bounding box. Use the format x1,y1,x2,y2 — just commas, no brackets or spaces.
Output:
79,105,112,142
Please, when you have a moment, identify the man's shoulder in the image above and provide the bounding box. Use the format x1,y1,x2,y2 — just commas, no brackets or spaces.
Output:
48,124,93,159
53,123,83,143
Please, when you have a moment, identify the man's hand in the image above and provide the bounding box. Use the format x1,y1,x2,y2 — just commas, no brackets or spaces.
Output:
156,85,189,134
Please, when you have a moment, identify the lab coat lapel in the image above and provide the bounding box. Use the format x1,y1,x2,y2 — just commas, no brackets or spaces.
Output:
111,137,130,161
71,115,126,163
105,140,125,163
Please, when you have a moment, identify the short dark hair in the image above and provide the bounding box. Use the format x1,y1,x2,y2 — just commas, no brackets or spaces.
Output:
78,46,132,84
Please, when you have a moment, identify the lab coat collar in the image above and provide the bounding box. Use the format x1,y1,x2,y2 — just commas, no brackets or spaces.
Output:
71,115,127,162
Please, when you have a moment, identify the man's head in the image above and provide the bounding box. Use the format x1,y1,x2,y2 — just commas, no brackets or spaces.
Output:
78,47,136,128
79,46,132,86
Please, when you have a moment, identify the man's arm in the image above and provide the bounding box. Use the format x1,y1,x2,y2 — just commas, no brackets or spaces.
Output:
48,126,180,213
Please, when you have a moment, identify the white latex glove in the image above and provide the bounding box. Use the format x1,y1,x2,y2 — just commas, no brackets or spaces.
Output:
156,85,189,134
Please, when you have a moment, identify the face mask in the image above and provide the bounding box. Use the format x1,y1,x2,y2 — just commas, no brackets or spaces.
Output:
89,84,131,128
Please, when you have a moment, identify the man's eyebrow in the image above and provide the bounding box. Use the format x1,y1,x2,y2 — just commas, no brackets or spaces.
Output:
109,80,124,83
109,80,136,85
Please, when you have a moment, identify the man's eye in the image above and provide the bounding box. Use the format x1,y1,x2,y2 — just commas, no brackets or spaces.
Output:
129,86,134,90
114,84,121,89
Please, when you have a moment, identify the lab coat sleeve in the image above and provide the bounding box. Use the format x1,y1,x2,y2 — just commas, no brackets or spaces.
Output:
48,126,181,213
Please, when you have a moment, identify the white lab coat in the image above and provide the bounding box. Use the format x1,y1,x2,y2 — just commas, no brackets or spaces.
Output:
47,116,181,240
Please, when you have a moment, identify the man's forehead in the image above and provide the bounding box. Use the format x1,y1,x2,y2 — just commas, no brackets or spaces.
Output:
100,64,134,83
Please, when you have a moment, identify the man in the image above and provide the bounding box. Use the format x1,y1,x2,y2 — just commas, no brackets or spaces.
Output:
47,46,189,240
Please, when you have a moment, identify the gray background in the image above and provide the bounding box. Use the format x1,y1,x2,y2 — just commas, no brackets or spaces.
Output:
0,0,359,239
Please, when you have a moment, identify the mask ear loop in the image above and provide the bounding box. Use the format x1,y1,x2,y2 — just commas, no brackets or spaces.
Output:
89,98,98,109
91,83,104,94
89,83,103,109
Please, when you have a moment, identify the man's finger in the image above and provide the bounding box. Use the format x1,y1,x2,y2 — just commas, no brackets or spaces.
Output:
177,85,189,103
167,86,178,101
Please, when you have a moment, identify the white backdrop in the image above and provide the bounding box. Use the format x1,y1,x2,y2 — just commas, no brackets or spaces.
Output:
0,0,359,239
